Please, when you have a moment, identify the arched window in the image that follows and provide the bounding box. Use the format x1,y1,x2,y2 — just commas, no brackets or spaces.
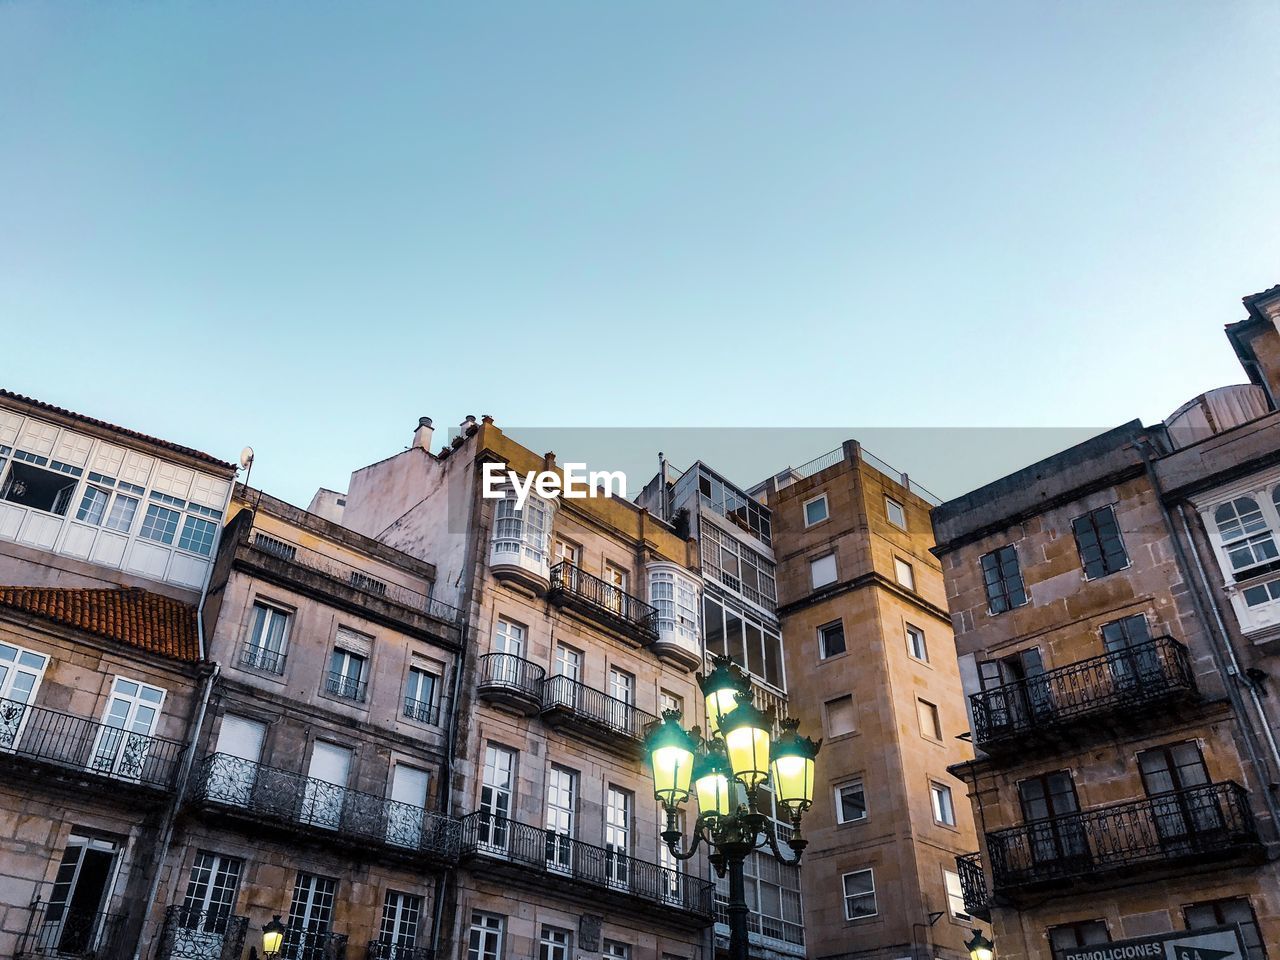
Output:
1214,496,1278,574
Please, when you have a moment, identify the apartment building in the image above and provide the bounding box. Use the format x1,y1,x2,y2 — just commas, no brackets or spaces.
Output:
637,459,805,960
755,441,982,960
139,485,465,960
342,418,714,960
0,390,237,960
930,285,1280,960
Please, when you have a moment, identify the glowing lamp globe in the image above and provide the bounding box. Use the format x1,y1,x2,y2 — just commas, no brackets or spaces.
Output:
262,916,286,959
769,719,821,812
699,657,750,738
965,929,994,960
693,743,734,818
720,698,772,788
645,712,697,806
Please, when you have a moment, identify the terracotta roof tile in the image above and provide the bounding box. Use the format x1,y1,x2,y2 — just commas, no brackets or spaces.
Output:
0,586,200,663
0,389,235,472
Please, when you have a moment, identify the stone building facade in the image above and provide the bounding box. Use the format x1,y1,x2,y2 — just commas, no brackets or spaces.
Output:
930,284,1280,960
755,442,982,960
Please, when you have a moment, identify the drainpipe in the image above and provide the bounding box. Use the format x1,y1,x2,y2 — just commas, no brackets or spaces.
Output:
1136,440,1280,830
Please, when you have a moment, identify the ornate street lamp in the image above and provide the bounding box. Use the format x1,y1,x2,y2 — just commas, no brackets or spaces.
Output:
966,928,994,960
645,656,821,960
262,915,286,960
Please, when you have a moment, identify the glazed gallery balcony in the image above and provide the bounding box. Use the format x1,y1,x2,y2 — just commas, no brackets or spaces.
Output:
189,754,460,865
0,696,185,796
986,782,1261,895
540,675,659,756
458,812,714,925
548,563,659,644
970,636,1197,752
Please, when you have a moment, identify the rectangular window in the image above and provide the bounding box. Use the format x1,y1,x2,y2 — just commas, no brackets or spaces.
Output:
894,557,915,590
140,503,181,544
842,869,876,920
1048,920,1110,958
0,461,78,515
917,699,942,741
835,780,866,823
467,912,504,960
104,493,139,533
885,497,906,529
659,689,683,716
545,764,578,872
1185,898,1266,960
378,891,422,951
906,624,928,662
93,676,167,780
943,869,968,921
493,618,524,657
803,494,829,527
818,620,846,659
178,515,218,556
285,873,337,957
181,852,244,930
242,602,290,674
1243,577,1280,608
606,785,632,888
810,553,837,589
403,667,439,723
930,782,956,825
1212,496,1279,578
76,486,110,525
326,648,368,702
554,538,581,567
603,942,630,960
478,744,516,850
539,926,571,960
824,695,856,737
1072,505,1129,579
980,544,1028,613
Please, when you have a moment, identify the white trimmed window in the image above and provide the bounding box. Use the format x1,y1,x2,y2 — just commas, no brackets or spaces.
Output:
1213,494,1279,577
648,564,700,647
491,489,551,566
803,494,829,527
818,620,846,659
894,557,915,591
944,869,969,921
842,869,876,920
810,553,837,589
885,496,906,529
906,624,928,662
930,781,956,825
835,780,866,823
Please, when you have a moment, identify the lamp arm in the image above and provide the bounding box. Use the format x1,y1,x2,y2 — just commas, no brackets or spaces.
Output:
760,814,807,866
661,807,708,861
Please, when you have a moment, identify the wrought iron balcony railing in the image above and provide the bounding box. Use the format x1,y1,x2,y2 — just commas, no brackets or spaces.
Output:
367,941,434,960
240,642,286,675
970,636,1196,748
541,675,659,744
402,696,441,726
191,754,460,862
16,901,129,960
549,563,659,641
324,672,368,703
458,811,714,917
955,852,990,921
477,653,545,696
280,927,348,960
987,782,1259,891
0,696,185,791
155,905,250,960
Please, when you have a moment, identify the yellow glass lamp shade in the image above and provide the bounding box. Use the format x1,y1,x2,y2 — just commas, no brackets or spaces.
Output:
693,744,734,818
965,929,994,960
720,699,772,788
262,916,287,958
698,656,750,738
644,713,697,806
769,720,821,812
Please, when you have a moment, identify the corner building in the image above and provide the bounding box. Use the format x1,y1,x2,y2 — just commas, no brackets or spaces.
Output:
343,418,714,960
931,285,1280,960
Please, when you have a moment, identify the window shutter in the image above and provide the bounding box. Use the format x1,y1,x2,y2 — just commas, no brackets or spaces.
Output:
335,627,372,658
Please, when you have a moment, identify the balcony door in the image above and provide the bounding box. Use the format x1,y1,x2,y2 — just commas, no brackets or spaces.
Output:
171,851,245,960
0,640,48,750
491,620,525,686
386,764,429,848
607,668,635,736
1138,742,1223,847
284,874,337,960
605,787,632,890
90,677,165,781
979,648,1051,732
43,834,119,956
377,891,422,960
1018,772,1089,872
214,715,266,807
549,645,582,711
478,745,515,852
1102,615,1160,692
604,564,628,614
544,765,577,873
301,742,351,830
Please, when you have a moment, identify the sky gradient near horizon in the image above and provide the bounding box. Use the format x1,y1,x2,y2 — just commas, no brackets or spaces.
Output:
3,2,1279,507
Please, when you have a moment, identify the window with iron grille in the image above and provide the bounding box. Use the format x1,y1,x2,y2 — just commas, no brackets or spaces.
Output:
1072,505,1129,579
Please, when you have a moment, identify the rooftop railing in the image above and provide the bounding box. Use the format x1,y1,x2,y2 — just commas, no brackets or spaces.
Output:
548,563,659,641
0,696,185,791
190,753,460,862
987,782,1259,891
970,636,1196,749
458,812,714,918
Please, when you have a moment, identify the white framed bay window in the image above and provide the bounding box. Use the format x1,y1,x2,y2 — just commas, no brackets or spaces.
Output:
647,562,700,661
1199,475,1280,633
489,486,553,584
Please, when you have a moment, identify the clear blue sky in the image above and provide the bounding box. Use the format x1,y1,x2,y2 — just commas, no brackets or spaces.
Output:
3,2,1278,507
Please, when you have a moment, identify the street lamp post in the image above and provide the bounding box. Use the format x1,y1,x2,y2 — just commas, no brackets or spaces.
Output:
644,657,821,960
261,915,286,960
965,928,995,960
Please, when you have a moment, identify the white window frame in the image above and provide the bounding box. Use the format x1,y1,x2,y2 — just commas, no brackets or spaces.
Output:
803,494,829,528
467,912,504,960
818,620,846,660
885,496,906,530
835,779,867,824
810,552,837,589
1198,477,1280,635
930,781,956,826
894,557,915,591
842,869,877,920
906,623,928,662
648,564,700,647
943,869,969,921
